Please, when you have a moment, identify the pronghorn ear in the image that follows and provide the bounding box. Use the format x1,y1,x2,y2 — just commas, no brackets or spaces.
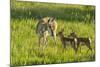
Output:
51,17,55,22
48,18,51,22
61,28,64,32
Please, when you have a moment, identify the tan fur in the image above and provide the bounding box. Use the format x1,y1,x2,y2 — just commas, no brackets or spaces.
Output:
36,17,57,47
68,32,92,52
57,30,77,53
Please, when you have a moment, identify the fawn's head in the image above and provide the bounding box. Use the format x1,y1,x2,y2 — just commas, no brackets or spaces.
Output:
57,29,64,37
68,32,77,38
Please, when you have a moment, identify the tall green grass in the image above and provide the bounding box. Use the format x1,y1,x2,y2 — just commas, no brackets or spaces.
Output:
11,19,95,66
10,0,95,66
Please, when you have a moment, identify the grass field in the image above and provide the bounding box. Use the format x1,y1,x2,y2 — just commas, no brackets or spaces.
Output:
11,0,95,66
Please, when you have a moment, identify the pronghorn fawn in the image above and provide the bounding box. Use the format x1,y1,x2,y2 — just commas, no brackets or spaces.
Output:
68,32,92,53
57,29,77,53
36,17,57,48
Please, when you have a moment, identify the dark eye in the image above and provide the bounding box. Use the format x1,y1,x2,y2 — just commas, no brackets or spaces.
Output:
49,25,51,28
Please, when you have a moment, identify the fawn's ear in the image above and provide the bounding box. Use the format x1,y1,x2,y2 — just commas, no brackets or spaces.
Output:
61,28,64,32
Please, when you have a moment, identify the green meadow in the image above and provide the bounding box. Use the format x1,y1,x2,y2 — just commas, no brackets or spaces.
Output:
11,0,95,66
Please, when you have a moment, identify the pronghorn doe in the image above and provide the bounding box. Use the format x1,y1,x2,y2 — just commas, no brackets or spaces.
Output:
36,17,57,47
57,29,77,52
68,32,92,52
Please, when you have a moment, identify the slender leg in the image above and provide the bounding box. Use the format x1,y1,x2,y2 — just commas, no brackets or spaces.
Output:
77,43,80,53
53,33,57,47
73,42,77,54
43,37,45,48
63,42,66,49
44,37,48,48
54,37,56,46
38,37,44,51
79,45,81,53
86,43,92,54
39,37,41,47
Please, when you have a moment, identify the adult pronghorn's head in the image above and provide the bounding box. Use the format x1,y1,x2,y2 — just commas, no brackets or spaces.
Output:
47,17,57,36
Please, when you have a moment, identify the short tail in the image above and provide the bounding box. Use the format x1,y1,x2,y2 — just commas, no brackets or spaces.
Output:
89,37,91,44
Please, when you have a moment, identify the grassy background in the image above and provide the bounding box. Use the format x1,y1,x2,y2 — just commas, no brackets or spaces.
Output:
11,0,95,66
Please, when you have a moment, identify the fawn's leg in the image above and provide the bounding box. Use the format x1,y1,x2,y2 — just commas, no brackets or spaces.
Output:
86,43,92,54
79,45,81,53
77,42,81,53
72,42,78,54
39,37,41,47
62,42,66,52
